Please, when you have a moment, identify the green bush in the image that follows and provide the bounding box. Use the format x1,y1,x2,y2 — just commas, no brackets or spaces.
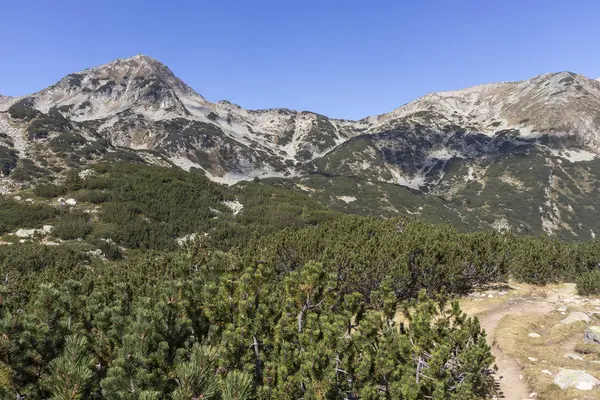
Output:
10,159,47,182
49,132,87,153
74,189,110,204
0,146,18,176
53,213,92,240
34,184,66,198
91,238,123,260
577,269,600,296
7,98,40,121
0,198,57,234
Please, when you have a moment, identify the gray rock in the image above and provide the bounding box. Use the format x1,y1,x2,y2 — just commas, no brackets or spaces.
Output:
560,311,590,325
15,228,37,238
553,369,599,390
564,352,584,361
584,326,600,344
556,305,568,312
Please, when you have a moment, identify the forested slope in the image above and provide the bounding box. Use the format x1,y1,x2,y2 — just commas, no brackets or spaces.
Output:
1,163,600,399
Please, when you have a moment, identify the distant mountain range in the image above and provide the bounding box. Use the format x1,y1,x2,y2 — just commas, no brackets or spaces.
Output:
2,55,600,239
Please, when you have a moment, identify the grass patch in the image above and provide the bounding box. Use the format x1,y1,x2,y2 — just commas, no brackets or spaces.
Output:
495,311,600,399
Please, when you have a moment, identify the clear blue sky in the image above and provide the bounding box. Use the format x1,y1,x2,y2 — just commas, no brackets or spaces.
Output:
1,0,599,119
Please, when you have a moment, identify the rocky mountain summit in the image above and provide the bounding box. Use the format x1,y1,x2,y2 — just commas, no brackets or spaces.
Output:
2,55,600,238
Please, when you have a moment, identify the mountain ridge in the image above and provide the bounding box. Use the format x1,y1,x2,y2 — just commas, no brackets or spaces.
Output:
3,55,600,239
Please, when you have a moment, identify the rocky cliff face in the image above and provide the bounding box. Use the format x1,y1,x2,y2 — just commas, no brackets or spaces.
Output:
2,56,600,238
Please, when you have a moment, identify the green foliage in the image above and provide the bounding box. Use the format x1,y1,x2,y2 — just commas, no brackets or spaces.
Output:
0,197,57,234
27,108,72,140
10,159,47,182
506,235,575,284
0,145,18,176
63,170,83,191
222,371,253,400
171,344,220,400
245,216,509,300
0,259,496,399
34,164,336,251
577,269,600,296
45,335,93,400
73,189,110,204
49,132,87,154
34,183,66,198
0,244,88,305
7,98,40,121
53,212,92,240
8,162,600,399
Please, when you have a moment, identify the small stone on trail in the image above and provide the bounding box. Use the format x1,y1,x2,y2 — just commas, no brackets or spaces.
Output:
528,357,538,362
564,353,584,361
528,333,541,338
584,326,600,344
541,369,553,375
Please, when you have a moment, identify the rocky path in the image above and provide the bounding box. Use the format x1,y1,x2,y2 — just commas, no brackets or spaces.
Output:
472,284,578,400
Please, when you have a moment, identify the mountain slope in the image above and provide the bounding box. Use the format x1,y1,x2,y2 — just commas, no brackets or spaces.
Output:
0,55,372,183
2,56,600,238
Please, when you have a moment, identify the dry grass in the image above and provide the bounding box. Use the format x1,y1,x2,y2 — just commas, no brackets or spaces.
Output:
495,311,600,400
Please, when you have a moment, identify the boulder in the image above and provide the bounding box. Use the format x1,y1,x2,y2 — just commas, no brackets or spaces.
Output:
560,312,590,325
553,369,599,390
65,198,77,206
528,333,541,338
15,228,37,238
42,225,54,233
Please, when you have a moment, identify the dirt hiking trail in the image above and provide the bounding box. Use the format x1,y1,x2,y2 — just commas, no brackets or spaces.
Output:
464,284,580,400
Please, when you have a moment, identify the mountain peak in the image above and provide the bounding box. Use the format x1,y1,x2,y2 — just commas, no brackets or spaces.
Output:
32,55,208,119
101,54,172,75
125,53,160,62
